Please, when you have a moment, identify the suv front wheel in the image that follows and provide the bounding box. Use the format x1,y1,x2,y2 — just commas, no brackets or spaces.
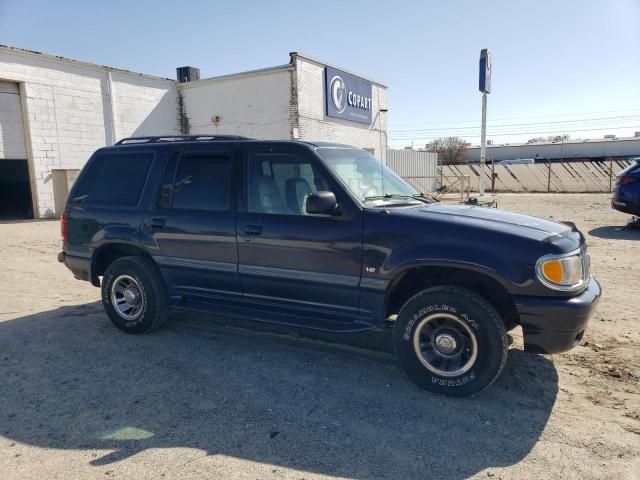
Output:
393,286,508,396
101,256,169,334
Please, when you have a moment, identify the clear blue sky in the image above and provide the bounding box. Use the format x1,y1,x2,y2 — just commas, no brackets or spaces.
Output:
1,0,639,147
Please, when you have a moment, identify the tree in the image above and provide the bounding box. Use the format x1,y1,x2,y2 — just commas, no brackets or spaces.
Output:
427,137,469,164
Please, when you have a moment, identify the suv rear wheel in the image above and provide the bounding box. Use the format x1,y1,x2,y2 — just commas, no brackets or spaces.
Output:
101,256,169,334
393,286,508,396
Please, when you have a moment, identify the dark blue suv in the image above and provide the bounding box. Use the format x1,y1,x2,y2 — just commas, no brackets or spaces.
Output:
59,136,601,396
612,158,640,216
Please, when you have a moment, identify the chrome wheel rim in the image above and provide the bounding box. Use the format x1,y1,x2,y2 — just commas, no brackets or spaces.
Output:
110,275,144,321
412,313,478,377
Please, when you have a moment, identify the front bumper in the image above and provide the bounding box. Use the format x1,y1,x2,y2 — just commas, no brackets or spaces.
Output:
514,276,601,354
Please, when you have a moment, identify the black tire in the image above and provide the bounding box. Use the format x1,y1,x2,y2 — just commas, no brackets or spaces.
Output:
393,285,508,397
101,256,169,334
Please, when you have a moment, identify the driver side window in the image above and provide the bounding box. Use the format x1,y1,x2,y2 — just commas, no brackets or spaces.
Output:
246,151,330,215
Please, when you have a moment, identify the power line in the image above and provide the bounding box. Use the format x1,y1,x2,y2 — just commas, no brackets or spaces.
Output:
391,125,640,140
389,115,640,135
389,107,640,128
389,124,640,142
390,120,640,139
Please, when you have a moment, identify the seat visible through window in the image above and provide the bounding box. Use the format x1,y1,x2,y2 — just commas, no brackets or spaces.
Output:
285,178,312,214
249,175,289,214
246,151,331,215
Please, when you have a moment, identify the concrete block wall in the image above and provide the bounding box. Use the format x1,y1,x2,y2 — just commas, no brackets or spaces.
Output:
179,68,292,139
111,73,179,140
0,46,179,217
293,55,388,162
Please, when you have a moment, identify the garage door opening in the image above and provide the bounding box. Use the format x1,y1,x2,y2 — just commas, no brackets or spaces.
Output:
1,81,32,219
0,160,33,219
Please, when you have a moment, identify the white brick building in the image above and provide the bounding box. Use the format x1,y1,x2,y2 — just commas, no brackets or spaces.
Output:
0,46,387,218
178,53,387,163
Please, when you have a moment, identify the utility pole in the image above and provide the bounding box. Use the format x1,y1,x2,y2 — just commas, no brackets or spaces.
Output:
479,49,491,196
480,93,487,195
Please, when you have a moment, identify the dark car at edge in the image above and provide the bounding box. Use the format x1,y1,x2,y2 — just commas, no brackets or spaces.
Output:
612,157,640,216
58,136,602,396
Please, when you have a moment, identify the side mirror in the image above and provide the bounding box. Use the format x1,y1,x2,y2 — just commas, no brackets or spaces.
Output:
306,191,339,215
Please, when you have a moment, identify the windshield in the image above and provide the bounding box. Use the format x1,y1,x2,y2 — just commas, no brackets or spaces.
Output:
316,147,422,206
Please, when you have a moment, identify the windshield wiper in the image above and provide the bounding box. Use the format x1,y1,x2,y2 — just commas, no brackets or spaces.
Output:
364,193,432,204
412,193,439,203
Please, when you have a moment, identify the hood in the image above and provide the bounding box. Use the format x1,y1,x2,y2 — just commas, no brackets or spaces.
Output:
423,204,568,234
394,203,580,246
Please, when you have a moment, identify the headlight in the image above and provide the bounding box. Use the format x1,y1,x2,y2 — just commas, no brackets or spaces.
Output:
536,248,588,291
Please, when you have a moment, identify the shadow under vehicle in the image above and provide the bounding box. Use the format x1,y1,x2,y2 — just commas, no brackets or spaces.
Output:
0,303,559,479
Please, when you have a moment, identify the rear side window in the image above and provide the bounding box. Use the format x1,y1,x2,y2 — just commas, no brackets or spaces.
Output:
160,154,232,212
73,153,153,207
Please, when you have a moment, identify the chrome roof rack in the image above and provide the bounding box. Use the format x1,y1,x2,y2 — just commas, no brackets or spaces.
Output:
115,135,251,145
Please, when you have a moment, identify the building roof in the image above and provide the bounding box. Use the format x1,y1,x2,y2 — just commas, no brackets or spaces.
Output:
468,135,640,150
0,44,175,82
290,52,388,87
1,44,388,90
179,63,293,88
189,52,388,88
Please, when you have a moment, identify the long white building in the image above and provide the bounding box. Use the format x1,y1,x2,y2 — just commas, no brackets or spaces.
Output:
466,137,640,163
0,45,387,218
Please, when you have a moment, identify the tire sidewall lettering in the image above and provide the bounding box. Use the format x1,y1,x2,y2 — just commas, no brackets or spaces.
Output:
431,371,477,387
394,287,507,396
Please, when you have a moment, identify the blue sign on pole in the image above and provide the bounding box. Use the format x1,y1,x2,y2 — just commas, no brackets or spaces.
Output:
479,49,491,94
325,66,373,125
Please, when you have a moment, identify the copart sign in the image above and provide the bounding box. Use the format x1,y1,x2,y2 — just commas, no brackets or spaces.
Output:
325,66,373,125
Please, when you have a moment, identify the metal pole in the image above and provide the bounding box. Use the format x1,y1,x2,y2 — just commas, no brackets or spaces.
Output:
609,156,613,192
491,158,495,191
608,137,613,192
479,93,487,195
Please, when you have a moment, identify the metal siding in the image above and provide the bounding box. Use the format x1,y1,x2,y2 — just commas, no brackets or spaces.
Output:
386,149,438,191
0,81,27,160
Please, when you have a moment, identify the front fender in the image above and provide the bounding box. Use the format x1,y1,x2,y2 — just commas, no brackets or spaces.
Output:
382,242,531,292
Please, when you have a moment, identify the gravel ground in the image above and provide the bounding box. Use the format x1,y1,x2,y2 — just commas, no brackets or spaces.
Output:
0,193,638,479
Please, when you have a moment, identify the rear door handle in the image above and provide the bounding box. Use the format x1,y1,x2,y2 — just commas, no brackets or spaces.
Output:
244,224,262,236
150,218,165,229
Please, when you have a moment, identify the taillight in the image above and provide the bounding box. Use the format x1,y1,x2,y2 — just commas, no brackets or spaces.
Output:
620,177,637,185
61,213,68,244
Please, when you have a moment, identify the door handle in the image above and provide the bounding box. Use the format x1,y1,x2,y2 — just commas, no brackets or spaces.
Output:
244,224,262,236
150,218,165,229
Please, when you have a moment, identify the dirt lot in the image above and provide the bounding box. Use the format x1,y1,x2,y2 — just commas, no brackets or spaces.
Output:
0,193,638,479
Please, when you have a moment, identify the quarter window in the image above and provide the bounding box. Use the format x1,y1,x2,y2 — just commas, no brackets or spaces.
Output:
73,153,153,207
